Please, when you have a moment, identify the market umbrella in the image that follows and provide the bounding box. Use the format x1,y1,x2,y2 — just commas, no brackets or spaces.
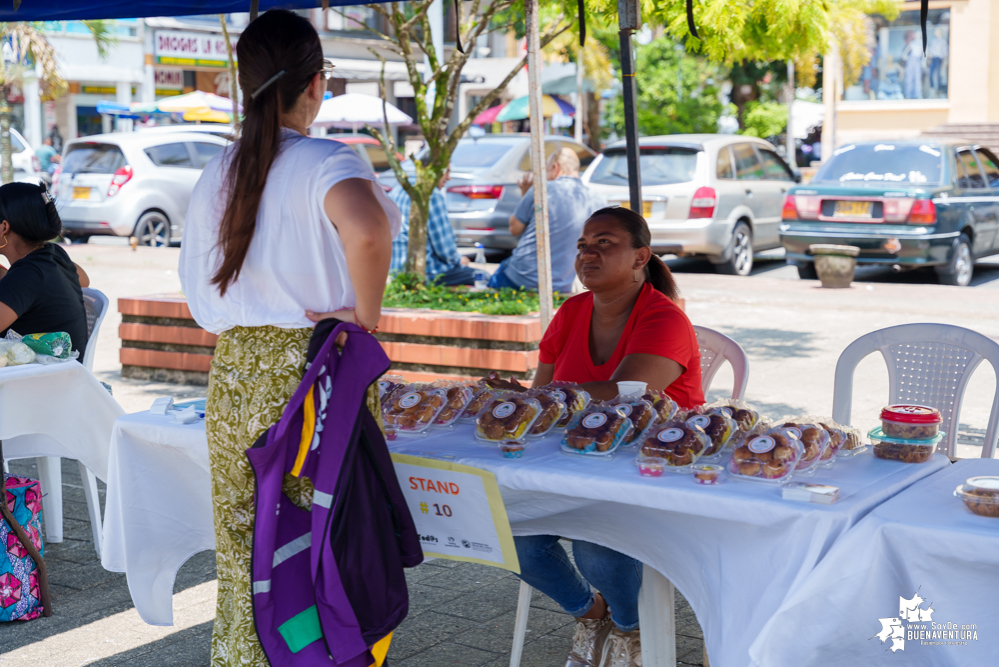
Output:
183,108,233,123
311,93,413,133
472,103,506,126
495,94,574,122
157,90,241,115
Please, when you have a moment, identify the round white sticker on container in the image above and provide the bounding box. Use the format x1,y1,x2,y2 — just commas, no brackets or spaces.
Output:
582,413,608,429
398,392,422,409
785,427,802,439
720,407,733,418
492,401,516,419
551,390,566,402
687,415,711,429
616,404,633,417
657,428,684,443
748,436,776,453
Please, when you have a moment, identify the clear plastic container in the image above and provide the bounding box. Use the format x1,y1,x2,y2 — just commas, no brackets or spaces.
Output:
459,386,495,423
689,411,736,458
475,392,543,445
499,442,530,459
378,375,407,410
526,388,567,438
560,405,633,458
868,427,943,464
610,398,658,447
635,456,667,477
880,405,942,440
728,431,802,484
692,463,724,485
817,421,845,466
431,384,476,429
776,421,831,474
643,391,679,423
551,383,592,429
383,386,448,436
954,476,999,518
836,425,867,457
639,421,710,472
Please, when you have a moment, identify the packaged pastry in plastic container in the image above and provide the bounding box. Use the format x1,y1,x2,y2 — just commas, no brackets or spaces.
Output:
378,375,407,409
868,427,943,464
639,421,710,471
703,399,762,445
475,392,543,448
954,476,999,518
817,420,846,465
880,405,942,440
550,383,592,429
687,411,736,458
728,430,802,484
561,405,633,458
459,386,495,423
634,456,667,477
836,424,867,457
777,419,832,474
383,386,448,436
609,398,658,446
431,382,476,429
642,391,679,423
526,388,567,438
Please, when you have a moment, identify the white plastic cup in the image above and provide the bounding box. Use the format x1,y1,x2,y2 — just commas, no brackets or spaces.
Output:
616,381,647,399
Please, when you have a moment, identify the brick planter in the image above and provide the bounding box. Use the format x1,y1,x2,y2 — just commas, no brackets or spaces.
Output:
118,295,542,385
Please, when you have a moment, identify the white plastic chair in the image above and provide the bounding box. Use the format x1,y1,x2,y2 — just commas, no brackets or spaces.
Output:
832,323,999,459
33,287,109,556
694,325,749,400
508,327,749,666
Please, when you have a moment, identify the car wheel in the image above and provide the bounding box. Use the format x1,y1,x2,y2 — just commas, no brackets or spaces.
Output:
134,211,171,248
796,262,818,280
936,233,974,287
716,222,754,276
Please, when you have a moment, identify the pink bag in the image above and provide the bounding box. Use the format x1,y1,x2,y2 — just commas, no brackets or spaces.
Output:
1,442,51,622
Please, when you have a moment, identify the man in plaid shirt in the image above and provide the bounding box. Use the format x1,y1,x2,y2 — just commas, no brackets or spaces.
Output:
389,162,475,285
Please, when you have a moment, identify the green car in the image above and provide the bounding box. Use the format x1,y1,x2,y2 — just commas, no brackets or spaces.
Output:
780,140,999,286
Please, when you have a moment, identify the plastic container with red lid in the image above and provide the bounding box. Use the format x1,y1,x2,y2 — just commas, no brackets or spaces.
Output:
880,405,942,440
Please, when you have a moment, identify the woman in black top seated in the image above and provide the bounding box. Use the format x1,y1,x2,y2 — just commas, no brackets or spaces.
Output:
0,183,90,357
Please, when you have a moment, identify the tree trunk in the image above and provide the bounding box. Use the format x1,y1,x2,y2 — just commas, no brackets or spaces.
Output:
0,88,12,185
405,195,429,278
584,91,601,151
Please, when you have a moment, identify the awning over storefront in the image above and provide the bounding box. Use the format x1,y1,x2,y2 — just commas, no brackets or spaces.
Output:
0,1,395,21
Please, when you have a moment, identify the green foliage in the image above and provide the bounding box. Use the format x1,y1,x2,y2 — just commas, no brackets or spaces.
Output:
383,273,567,316
739,100,788,139
604,35,727,137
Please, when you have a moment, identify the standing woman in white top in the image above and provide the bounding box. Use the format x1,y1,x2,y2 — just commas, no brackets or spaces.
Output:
178,10,400,666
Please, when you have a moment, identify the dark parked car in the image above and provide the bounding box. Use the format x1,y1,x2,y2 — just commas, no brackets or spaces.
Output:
780,140,999,286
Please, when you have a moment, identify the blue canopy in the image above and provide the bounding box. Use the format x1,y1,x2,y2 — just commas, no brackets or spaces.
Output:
0,1,392,21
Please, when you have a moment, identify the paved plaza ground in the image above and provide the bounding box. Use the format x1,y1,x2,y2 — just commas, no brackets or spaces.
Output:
2,241,998,665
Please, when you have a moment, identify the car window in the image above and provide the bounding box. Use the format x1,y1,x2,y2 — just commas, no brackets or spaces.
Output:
192,142,224,169
957,151,985,189
447,140,515,169
716,146,735,179
733,144,764,180
757,148,795,181
61,144,127,174
518,142,559,172
812,143,944,185
145,142,194,168
10,133,25,153
364,144,392,172
589,147,699,186
975,149,999,188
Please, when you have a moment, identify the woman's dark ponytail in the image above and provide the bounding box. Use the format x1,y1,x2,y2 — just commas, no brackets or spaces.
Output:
588,205,680,302
211,10,323,296
0,182,63,244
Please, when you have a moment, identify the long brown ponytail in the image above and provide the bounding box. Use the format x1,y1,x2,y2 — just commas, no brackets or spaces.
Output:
211,10,324,295
588,206,680,302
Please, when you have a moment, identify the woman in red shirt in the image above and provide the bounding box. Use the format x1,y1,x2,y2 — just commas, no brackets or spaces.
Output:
505,207,703,667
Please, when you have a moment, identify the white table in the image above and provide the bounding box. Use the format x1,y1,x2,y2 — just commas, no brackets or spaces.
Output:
101,415,947,666
1,361,125,545
101,410,213,626
749,458,998,667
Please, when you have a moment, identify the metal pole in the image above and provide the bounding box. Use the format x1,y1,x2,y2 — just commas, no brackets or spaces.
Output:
785,60,794,163
526,0,553,330
618,0,642,212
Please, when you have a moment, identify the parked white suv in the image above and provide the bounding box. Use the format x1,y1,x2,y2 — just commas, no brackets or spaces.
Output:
55,132,229,245
582,135,799,275
9,127,43,184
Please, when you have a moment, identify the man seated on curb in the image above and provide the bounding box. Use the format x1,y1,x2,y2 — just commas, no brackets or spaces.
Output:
489,147,605,293
389,161,475,285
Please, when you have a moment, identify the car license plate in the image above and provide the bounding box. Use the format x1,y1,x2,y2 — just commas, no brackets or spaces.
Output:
833,200,872,218
73,187,91,200
618,200,653,217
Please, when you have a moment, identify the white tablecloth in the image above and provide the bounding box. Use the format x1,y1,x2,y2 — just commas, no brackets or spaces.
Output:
101,414,947,664
1,362,124,480
749,458,999,667
101,411,213,626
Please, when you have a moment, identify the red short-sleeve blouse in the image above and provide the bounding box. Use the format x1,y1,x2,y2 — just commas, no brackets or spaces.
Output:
538,283,704,409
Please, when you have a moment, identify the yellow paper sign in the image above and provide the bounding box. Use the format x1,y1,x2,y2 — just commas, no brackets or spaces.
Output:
390,453,520,573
